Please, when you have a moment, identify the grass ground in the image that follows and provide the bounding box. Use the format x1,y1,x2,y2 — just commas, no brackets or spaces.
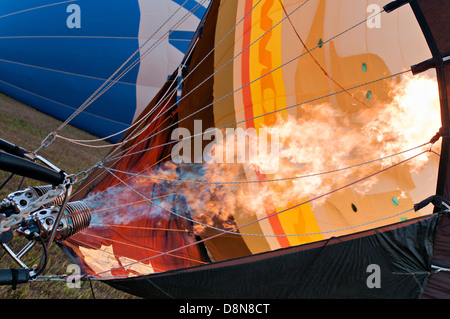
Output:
0,92,139,299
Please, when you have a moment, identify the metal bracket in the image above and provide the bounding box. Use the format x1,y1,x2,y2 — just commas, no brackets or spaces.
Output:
411,54,450,75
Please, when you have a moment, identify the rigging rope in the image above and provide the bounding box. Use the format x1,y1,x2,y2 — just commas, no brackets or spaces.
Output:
56,77,180,148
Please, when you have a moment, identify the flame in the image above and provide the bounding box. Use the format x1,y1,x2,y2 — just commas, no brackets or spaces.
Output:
361,74,441,167
83,73,441,237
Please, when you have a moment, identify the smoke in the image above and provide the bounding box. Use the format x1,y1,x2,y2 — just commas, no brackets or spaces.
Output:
83,74,441,236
